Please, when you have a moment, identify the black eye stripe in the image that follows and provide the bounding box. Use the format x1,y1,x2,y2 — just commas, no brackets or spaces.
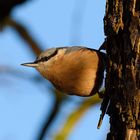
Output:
35,49,58,63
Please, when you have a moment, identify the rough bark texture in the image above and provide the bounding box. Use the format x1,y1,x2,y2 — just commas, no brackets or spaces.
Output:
101,0,140,140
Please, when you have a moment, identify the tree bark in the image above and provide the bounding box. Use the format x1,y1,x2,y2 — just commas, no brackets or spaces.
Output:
101,0,140,140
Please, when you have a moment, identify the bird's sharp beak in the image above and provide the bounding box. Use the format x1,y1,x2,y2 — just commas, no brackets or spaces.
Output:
21,62,38,67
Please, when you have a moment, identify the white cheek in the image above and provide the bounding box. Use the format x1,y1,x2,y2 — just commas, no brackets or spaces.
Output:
36,63,45,73
36,61,51,75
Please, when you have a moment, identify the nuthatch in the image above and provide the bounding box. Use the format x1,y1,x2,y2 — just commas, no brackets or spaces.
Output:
22,46,107,97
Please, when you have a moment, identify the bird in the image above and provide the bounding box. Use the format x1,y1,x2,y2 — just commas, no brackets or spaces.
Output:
21,46,107,97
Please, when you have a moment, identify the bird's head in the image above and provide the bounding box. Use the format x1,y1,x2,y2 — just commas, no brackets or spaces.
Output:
21,47,68,79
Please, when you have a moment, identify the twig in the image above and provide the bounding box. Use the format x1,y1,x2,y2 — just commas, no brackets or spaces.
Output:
4,17,42,56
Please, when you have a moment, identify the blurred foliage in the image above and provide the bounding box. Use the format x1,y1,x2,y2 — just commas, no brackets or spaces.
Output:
0,0,28,21
53,94,101,140
0,1,103,140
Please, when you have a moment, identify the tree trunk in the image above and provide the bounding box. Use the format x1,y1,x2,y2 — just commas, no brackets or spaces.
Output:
101,0,140,139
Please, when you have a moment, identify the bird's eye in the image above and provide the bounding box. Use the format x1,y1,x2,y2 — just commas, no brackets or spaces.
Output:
42,57,49,61
35,49,58,63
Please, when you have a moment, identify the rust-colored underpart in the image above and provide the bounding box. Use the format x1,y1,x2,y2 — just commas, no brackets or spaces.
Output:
100,0,140,140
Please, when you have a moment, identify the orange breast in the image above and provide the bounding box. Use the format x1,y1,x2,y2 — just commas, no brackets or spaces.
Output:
43,49,103,96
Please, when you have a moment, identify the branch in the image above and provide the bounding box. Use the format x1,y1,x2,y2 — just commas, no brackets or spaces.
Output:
37,90,67,140
4,17,42,56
